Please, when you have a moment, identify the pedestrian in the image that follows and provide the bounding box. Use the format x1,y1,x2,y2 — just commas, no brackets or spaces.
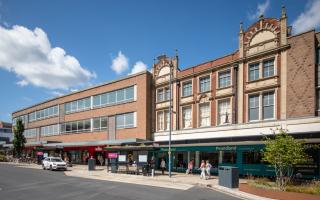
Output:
205,160,212,179
160,158,166,175
186,159,194,175
150,156,155,177
199,160,206,179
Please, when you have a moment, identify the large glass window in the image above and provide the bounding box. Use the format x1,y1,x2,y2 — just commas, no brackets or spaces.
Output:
218,99,231,125
61,119,91,134
221,151,237,164
263,59,274,78
182,106,192,129
93,86,134,107
263,91,275,119
165,111,170,131
182,81,192,97
249,95,259,121
199,76,210,93
157,88,164,102
93,116,107,131
116,112,135,129
199,103,210,127
157,111,164,131
242,151,262,164
65,97,91,114
40,124,59,137
24,128,37,138
249,63,260,81
29,105,58,122
218,70,231,88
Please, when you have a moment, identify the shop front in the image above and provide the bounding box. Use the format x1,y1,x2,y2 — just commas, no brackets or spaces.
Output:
156,144,320,178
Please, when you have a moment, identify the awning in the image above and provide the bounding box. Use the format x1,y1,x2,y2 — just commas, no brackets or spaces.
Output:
43,138,147,148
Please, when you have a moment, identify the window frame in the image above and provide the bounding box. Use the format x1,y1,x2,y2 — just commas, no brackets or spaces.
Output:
199,75,211,93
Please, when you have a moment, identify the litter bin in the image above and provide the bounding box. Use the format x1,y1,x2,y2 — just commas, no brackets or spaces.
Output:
142,164,149,176
110,158,118,173
218,166,239,188
88,158,96,171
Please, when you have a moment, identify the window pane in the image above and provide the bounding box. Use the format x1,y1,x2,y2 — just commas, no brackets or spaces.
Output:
72,122,77,131
93,95,100,107
249,63,260,81
263,92,274,119
263,59,274,78
65,103,71,113
182,81,192,97
71,101,77,112
125,113,134,128
101,117,108,129
108,91,116,104
84,120,91,130
222,151,237,164
157,89,164,102
93,118,100,130
54,106,58,115
66,123,71,132
116,114,125,129
200,76,210,92
101,94,108,105
126,86,134,100
77,120,84,131
182,106,192,128
117,89,125,102
242,151,262,164
219,70,231,88
199,103,210,127
218,99,231,125
249,95,259,121
78,99,84,110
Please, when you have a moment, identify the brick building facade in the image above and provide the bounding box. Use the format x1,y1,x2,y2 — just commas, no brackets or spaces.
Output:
10,7,320,177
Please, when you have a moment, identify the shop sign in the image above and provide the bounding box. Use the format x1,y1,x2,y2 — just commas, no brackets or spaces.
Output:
108,153,118,158
95,147,103,151
36,152,44,156
215,146,236,151
160,148,176,152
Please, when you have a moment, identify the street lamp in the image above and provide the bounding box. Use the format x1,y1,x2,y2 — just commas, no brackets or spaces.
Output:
168,60,173,178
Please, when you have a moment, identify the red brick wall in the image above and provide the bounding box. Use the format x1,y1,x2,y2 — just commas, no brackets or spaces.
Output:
287,31,316,118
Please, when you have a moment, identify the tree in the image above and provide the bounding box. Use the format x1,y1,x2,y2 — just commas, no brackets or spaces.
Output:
12,119,26,158
262,128,307,191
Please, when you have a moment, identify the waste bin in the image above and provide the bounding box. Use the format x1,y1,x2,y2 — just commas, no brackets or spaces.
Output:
142,164,149,176
218,166,239,188
88,158,96,171
110,158,118,173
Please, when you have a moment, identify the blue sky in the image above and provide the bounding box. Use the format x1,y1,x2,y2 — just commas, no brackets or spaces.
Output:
0,0,319,122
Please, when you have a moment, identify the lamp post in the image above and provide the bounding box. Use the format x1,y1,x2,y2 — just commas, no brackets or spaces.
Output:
168,61,173,178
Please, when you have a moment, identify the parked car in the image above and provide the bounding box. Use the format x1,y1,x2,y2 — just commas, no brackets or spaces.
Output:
42,157,67,171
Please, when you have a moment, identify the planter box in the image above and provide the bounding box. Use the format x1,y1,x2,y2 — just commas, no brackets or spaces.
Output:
239,183,320,200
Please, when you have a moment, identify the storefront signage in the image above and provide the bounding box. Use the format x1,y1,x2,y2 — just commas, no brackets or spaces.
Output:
138,155,147,163
118,155,126,162
95,147,103,151
160,148,176,152
36,152,44,156
108,153,118,158
215,146,237,151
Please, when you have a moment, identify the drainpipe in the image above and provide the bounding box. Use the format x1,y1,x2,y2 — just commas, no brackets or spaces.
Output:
233,64,238,124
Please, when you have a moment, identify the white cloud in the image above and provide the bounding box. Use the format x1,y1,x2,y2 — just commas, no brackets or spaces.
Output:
248,0,270,21
111,51,129,74
50,91,65,97
0,25,96,90
292,0,320,34
130,61,147,75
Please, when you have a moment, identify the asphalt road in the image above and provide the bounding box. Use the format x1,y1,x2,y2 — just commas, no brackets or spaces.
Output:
0,164,241,200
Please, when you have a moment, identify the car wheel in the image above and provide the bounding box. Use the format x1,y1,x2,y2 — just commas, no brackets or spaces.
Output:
49,165,53,171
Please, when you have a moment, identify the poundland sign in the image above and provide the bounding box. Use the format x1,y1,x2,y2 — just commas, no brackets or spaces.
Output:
215,146,236,151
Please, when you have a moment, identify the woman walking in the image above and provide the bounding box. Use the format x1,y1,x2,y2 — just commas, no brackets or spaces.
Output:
199,160,206,179
205,160,212,179
186,159,194,175
160,158,166,175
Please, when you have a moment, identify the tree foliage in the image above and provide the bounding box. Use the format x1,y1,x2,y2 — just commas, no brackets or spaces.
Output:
12,119,26,158
262,128,307,191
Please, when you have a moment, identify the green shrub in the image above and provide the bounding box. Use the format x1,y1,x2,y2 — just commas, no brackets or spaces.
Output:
0,154,8,162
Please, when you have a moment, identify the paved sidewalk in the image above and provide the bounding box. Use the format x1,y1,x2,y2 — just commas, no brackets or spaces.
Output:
2,162,274,200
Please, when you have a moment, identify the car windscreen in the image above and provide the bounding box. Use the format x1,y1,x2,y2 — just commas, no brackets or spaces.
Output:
51,158,62,162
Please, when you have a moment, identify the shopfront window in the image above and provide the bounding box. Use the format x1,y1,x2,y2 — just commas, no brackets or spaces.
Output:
242,151,262,164
221,151,237,164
